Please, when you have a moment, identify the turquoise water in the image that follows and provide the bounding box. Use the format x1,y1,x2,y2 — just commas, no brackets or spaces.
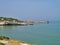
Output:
0,22,60,45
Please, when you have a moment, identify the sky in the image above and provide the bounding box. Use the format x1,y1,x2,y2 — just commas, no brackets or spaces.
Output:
0,0,60,21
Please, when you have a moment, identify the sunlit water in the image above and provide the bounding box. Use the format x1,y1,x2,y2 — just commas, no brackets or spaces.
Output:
0,22,60,45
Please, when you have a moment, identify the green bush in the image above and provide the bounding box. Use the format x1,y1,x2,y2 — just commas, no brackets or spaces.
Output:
0,42,5,45
0,36,10,40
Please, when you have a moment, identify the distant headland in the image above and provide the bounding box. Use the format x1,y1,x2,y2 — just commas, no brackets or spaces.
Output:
0,17,49,26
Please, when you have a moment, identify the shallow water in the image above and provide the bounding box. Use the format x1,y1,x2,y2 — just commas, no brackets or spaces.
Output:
0,22,60,45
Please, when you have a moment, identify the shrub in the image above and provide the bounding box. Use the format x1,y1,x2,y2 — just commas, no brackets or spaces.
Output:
0,42,5,45
0,36,10,40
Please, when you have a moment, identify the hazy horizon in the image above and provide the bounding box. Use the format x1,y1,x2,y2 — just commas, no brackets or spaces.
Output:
0,0,60,21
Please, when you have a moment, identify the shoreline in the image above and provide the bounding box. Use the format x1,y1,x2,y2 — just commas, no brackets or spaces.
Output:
0,36,36,45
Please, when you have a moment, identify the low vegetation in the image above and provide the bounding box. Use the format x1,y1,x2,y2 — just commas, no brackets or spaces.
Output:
0,36,10,40
0,42,5,45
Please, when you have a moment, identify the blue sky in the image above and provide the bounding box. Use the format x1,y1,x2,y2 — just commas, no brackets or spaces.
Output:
0,0,60,21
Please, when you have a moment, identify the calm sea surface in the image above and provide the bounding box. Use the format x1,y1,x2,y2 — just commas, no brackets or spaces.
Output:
0,22,60,45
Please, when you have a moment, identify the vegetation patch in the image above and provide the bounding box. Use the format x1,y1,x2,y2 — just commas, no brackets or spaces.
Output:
0,42,5,45
0,36,10,40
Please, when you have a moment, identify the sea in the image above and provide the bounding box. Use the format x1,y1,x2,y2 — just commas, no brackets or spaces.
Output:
0,22,60,45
